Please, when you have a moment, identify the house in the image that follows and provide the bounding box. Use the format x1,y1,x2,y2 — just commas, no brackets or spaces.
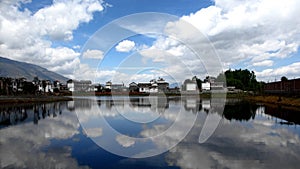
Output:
44,80,53,93
182,77,199,93
138,83,151,93
111,83,127,92
137,78,169,93
67,79,75,92
167,87,180,94
12,78,27,92
129,82,139,92
201,82,210,91
103,81,127,92
67,79,92,92
149,79,158,93
95,84,105,92
156,77,169,92
211,82,224,91
201,77,225,92
105,81,112,90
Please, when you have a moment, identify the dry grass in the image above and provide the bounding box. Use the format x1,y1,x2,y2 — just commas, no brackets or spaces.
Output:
246,95,300,107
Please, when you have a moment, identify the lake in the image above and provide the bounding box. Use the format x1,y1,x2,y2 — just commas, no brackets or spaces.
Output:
1,96,300,169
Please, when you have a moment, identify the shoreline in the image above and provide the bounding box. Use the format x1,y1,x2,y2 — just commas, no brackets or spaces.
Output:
0,95,73,104
0,94,299,108
244,95,300,108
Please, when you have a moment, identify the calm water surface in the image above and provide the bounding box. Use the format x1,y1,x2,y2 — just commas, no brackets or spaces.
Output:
1,96,300,169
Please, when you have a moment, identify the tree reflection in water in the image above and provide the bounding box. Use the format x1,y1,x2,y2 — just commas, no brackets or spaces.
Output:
0,97,299,169
0,102,65,127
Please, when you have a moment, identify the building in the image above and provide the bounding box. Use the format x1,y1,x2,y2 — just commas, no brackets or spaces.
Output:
105,81,112,90
12,77,27,92
201,82,210,91
264,78,300,95
137,78,169,93
182,77,199,94
156,78,169,92
138,83,151,93
67,79,92,92
201,77,225,93
211,82,224,91
111,83,127,92
44,80,53,93
129,82,139,92
104,81,127,92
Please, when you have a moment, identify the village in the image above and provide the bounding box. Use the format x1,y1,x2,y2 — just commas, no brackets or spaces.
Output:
0,76,229,96
1,75,300,96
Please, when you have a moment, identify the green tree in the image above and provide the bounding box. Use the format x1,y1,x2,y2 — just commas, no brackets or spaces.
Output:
219,69,259,91
281,76,288,81
192,76,202,90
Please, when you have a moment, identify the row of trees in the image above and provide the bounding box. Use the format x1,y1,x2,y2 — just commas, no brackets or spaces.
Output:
216,69,263,92
191,69,266,93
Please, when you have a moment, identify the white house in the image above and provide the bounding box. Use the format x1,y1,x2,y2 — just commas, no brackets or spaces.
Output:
67,79,92,92
138,83,151,93
105,81,112,90
67,80,75,92
182,78,199,93
201,82,210,91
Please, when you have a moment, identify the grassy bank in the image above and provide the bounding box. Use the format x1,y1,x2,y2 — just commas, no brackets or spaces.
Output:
0,95,73,104
245,95,300,108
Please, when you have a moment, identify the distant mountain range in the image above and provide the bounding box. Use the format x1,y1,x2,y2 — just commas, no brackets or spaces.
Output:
0,56,68,82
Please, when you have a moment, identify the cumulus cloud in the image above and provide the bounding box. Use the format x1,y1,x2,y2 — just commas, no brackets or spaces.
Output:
115,40,136,52
82,49,104,59
0,0,105,78
135,0,300,81
84,127,103,138
183,0,300,77
255,62,300,81
0,103,84,169
165,105,300,169
116,135,135,147
253,60,274,67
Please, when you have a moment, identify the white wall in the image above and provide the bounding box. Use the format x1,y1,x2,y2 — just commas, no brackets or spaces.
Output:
186,83,196,91
202,82,210,91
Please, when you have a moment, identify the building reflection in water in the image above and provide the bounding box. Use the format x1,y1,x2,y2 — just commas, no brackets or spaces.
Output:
2,97,298,129
0,102,66,127
1,96,299,169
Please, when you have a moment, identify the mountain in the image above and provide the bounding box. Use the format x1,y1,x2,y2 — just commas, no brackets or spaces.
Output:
0,56,68,83
169,82,180,88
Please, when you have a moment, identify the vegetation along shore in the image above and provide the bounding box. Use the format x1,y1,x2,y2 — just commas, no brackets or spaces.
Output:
0,95,73,104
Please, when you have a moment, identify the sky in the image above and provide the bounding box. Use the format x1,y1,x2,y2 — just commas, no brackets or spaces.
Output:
0,0,300,84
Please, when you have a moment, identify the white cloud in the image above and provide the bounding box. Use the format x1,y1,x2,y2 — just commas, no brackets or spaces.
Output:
139,36,209,81
115,40,135,52
32,0,104,41
82,49,104,59
0,103,84,169
0,0,105,79
84,127,103,138
253,60,273,67
255,62,300,81
73,45,81,49
136,0,300,81
192,0,300,68
116,135,135,147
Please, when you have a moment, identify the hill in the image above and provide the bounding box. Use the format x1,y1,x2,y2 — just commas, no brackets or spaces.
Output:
0,56,68,82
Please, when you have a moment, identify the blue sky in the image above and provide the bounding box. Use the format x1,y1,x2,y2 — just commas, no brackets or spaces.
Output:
1,0,300,84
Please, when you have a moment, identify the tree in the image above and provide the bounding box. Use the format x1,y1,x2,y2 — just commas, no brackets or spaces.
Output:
42,80,47,93
23,82,37,94
281,76,288,81
216,73,226,83
192,76,202,90
220,69,259,91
